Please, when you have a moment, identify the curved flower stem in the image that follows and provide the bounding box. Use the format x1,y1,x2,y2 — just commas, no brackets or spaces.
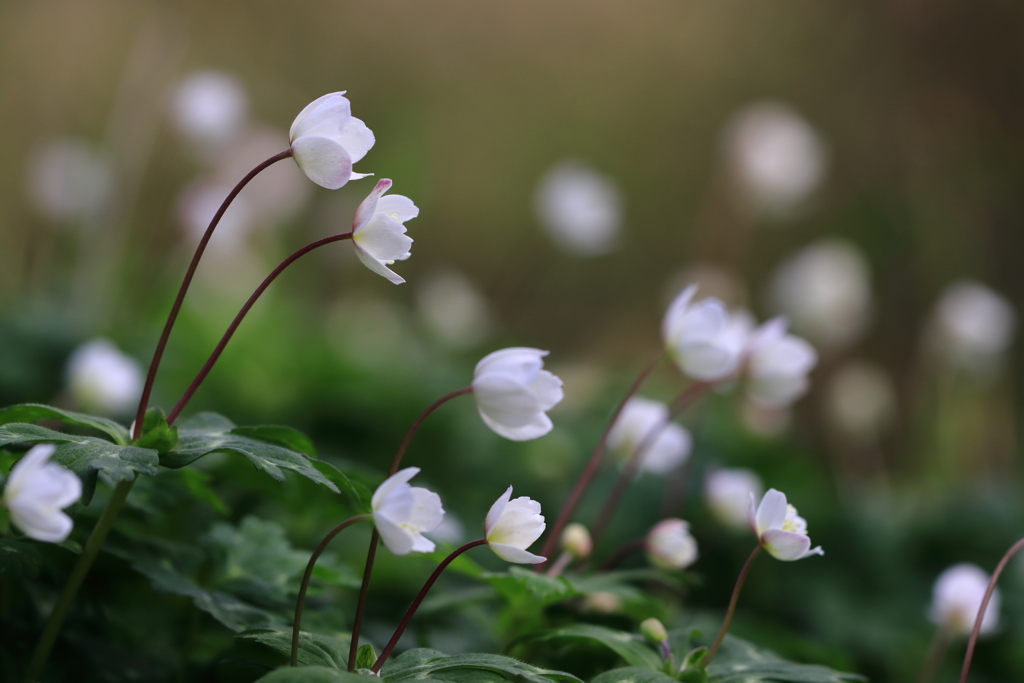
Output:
27,477,137,680
371,539,488,673
705,544,762,666
590,381,709,547
958,536,1024,683
166,231,353,425
348,386,473,670
133,149,293,441
291,514,372,667
535,354,663,571
919,626,950,683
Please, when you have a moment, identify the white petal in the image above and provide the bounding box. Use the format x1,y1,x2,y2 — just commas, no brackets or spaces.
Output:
407,487,444,533
484,487,513,535
375,513,415,556
349,172,374,181
353,214,413,262
678,342,739,381
352,178,392,230
662,283,699,344
527,370,564,411
675,300,730,344
375,194,420,223
754,489,788,536
371,467,419,511
478,409,553,441
291,136,352,190
472,374,541,429
290,92,350,141
489,542,546,564
410,535,436,553
9,507,74,543
474,348,546,378
761,528,812,561
354,243,405,285
486,496,544,549
338,116,375,164
639,423,692,474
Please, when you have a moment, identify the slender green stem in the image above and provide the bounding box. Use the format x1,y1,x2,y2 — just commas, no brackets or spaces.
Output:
705,544,761,665
959,536,1024,683
27,477,137,680
133,149,293,441
919,626,950,683
291,514,371,667
371,539,487,673
348,386,472,670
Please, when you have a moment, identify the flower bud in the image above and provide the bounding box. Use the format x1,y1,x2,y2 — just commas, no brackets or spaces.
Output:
560,523,592,560
645,519,698,571
640,618,668,646
583,591,622,614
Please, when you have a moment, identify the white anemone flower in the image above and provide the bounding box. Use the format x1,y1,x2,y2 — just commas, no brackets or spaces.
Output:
607,397,692,475
289,91,374,189
170,70,248,149
484,486,546,564
534,160,623,256
705,468,763,531
371,467,444,556
472,348,564,441
929,563,999,637
932,280,1016,375
350,179,419,284
65,338,144,416
745,318,818,407
3,445,82,543
663,284,754,382
645,518,699,570
748,489,823,561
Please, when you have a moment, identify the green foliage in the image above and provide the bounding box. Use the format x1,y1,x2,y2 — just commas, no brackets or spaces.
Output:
705,637,864,683
355,644,377,671
525,624,664,670
0,539,43,578
590,668,679,683
239,629,352,669
256,666,374,683
380,649,581,683
0,403,131,444
135,406,178,453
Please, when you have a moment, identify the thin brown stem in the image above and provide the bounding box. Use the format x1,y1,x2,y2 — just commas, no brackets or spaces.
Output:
598,539,646,571
371,539,488,673
389,387,473,476
133,149,292,441
291,514,371,667
705,544,762,665
919,626,950,683
535,354,663,571
166,231,352,425
959,536,1024,683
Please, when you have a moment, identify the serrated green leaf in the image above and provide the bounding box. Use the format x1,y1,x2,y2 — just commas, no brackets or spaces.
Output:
255,665,373,683
163,412,338,493
590,668,679,683
381,650,580,683
205,516,309,605
239,629,351,669
526,625,663,671
309,459,372,514
485,566,578,606
707,637,864,683
0,539,43,578
0,403,130,445
232,425,316,456
136,407,178,454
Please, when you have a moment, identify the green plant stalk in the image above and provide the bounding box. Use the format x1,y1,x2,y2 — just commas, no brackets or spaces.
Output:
919,625,950,683
705,544,761,665
26,477,136,680
959,536,1024,683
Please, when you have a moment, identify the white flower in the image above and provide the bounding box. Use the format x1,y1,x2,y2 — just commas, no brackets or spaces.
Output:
645,518,699,570
705,468,763,531
170,70,248,149
663,284,754,382
416,270,493,349
350,179,419,285
534,160,623,256
484,486,546,564
932,280,1016,375
3,445,82,543
27,138,115,224
289,91,374,189
748,488,823,561
745,318,817,407
65,338,144,416
607,397,692,475
824,360,896,442
371,467,444,556
929,563,999,637
472,348,564,441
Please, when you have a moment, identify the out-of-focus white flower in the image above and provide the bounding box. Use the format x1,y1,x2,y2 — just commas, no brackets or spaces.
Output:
723,101,826,216
929,563,999,637
425,514,464,546
770,240,872,350
371,467,444,556
663,284,754,382
27,138,115,224
350,179,418,284
289,91,374,189
607,397,692,474
932,280,1016,375
534,160,623,256
65,339,143,416
705,468,763,531
484,486,546,564
472,348,564,441
749,489,823,561
3,445,81,543
560,523,592,560
583,591,623,614
645,519,698,570
416,270,493,349
745,318,817,407
825,360,896,442
170,70,248,149
177,180,254,252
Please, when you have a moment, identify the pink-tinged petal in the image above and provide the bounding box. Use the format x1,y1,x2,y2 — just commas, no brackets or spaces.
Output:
371,467,419,510
339,117,375,163
375,194,420,223
761,528,812,561
484,486,513,535
754,489,788,536
353,214,412,262
352,178,393,230
353,243,405,284
488,542,546,564
291,136,352,189
748,492,758,534
290,92,350,141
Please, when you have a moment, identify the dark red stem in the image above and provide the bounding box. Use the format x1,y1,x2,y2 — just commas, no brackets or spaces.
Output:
959,536,1024,683
706,544,762,665
133,149,293,441
166,231,352,425
371,539,488,673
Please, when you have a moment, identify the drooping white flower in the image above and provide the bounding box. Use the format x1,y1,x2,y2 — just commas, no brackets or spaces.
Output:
534,160,623,256
645,518,699,570
27,138,115,224
170,70,248,149
350,179,419,285
745,318,817,407
607,397,692,475
3,445,82,543
824,360,896,442
289,92,374,189
65,338,144,416
931,280,1016,376
371,467,444,556
484,486,546,564
748,488,823,561
472,348,564,441
662,284,754,382
705,468,763,531
929,563,999,637
416,270,493,349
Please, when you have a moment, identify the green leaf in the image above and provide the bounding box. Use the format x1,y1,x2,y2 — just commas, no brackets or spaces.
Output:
204,516,310,606
590,668,680,683
136,407,178,454
0,403,131,445
232,425,316,456
255,666,374,683
485,566,578,606
163,412,339,493
525,625,663,671
0,423,159,503
381,649,581,683
239,629,350,669
355,644,377,671
0,539,43,578
309,459,373,514
707,637,865,683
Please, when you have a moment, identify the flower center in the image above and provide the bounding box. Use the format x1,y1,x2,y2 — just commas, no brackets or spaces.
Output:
781,504,808,535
